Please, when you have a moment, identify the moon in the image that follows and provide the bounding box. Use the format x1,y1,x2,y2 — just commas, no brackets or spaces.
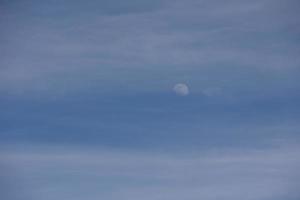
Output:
173,83,189,96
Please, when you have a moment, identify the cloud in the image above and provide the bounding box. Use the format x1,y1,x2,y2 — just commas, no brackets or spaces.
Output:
0,0,299,96
1,144,300,200
202,87,222,97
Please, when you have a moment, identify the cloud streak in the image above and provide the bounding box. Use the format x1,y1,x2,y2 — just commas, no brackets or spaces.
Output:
1,144,300,200
1,0,299,96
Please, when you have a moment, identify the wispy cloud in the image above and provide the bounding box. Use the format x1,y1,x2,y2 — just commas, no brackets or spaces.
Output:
1,144,300,200
1,0,299,96
1,2,299,199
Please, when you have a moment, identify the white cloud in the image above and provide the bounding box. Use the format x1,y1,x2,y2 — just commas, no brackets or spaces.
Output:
1,0,299,96
202,87,222,97
1,144,300,200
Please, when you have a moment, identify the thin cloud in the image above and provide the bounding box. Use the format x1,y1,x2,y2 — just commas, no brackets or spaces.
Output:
0,0,299,95
1,144,300,200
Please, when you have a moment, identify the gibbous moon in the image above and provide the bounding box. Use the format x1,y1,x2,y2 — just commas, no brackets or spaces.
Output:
173,83,189,96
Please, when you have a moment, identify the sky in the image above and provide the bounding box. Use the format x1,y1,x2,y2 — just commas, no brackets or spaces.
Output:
0,0,300,199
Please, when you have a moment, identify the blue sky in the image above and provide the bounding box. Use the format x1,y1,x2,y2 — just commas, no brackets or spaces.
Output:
1,0,300,199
